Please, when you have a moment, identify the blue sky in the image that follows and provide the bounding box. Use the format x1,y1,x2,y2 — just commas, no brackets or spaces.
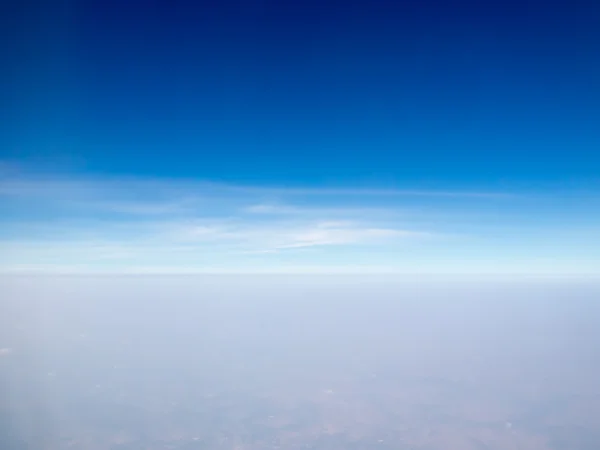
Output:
2,0,600,274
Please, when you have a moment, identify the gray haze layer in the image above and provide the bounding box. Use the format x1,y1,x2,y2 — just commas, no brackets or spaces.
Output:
1,275,600,450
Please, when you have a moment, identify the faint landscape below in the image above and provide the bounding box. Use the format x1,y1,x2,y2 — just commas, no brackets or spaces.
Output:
1,275,599,450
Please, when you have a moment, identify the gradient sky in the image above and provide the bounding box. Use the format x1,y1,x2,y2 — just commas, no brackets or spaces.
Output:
2,0,600,274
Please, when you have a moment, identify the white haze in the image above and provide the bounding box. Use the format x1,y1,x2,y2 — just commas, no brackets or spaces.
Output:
1,275,600,449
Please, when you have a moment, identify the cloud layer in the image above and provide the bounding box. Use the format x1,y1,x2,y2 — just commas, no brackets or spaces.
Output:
1,168,599,275
0,171,440,272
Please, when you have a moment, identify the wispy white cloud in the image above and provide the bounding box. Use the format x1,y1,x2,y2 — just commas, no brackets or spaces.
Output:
0,171,439,272
82,200,195,215
269,222,420,250
6,168,598,275
0,171,512,203
157,219,426,252
242,203,410,221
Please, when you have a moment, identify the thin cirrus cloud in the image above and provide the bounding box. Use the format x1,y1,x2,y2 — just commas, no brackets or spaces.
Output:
3,169,599,275
0,170,512,201
163,219,426,252
0,220,428,272
0,169,511,222
270,222,420,250
0,171,443,272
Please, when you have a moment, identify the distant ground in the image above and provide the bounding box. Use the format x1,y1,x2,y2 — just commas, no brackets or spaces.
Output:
1,276,599,450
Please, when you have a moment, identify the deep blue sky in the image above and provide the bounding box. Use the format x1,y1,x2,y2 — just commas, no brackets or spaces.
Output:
4,0,600,188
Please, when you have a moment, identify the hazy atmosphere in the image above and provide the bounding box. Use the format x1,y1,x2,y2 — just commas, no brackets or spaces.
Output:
2,276,600,449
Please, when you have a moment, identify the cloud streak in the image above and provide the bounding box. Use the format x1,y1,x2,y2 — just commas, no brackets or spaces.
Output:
0,171,513,204
0,171,440,271
3,168,598,275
